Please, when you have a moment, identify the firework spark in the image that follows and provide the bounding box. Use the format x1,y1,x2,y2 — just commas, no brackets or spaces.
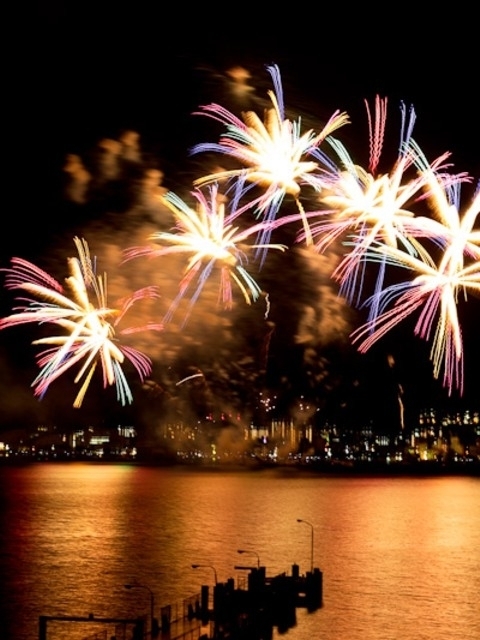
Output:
306,97,471,315
190,63,349,249
350,178,480,395
123,184,286,325
0,237,162,407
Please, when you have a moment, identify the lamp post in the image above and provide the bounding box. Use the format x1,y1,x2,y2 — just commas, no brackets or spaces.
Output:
124,582,158,637
297,518,314,573
237,548,260,568
191,563,218,584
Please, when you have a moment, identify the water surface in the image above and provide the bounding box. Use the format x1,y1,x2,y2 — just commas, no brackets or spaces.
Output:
1,463,479,640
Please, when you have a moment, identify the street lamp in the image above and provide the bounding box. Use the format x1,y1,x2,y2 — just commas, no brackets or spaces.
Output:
191,563,218,584
297,518,314,573
124,582,158,637
237,549,260,568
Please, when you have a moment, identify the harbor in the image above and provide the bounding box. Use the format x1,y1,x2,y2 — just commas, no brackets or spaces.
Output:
39,563,323,640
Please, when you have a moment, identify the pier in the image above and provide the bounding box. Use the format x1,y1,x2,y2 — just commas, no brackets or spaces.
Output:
39,564,323,639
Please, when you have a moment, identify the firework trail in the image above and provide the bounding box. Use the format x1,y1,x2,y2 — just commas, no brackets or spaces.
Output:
0,237,163,407
176,372,205,386
304,96,471,319
190,63,349,253
123,184,286,326
350,178,480,395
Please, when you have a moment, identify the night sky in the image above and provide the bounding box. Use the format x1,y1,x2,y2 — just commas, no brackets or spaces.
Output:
2,3,478,433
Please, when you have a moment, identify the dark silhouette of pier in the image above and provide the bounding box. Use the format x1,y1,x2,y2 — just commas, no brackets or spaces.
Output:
38,563,323,639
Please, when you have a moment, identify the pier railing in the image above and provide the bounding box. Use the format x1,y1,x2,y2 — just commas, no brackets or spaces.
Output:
159,594,203,640
158,564,322,639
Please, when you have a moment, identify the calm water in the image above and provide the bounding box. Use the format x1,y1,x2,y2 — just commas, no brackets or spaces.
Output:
0,463,479,640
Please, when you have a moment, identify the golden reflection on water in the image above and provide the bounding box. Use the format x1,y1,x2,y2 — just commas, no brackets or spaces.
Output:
1,465,479,640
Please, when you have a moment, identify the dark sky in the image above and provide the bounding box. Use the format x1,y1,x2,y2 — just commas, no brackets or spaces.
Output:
2,3,478,430
12,4,479,196
18,4,480,155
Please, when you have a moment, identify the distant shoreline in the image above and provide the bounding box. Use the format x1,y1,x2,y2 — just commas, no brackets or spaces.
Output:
1,456,479,477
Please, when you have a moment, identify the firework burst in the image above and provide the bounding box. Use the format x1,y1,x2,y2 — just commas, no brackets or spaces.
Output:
123,185,286,325
190,64,349,249
0,237,162,407
350,178,480,395
304,96,472,318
